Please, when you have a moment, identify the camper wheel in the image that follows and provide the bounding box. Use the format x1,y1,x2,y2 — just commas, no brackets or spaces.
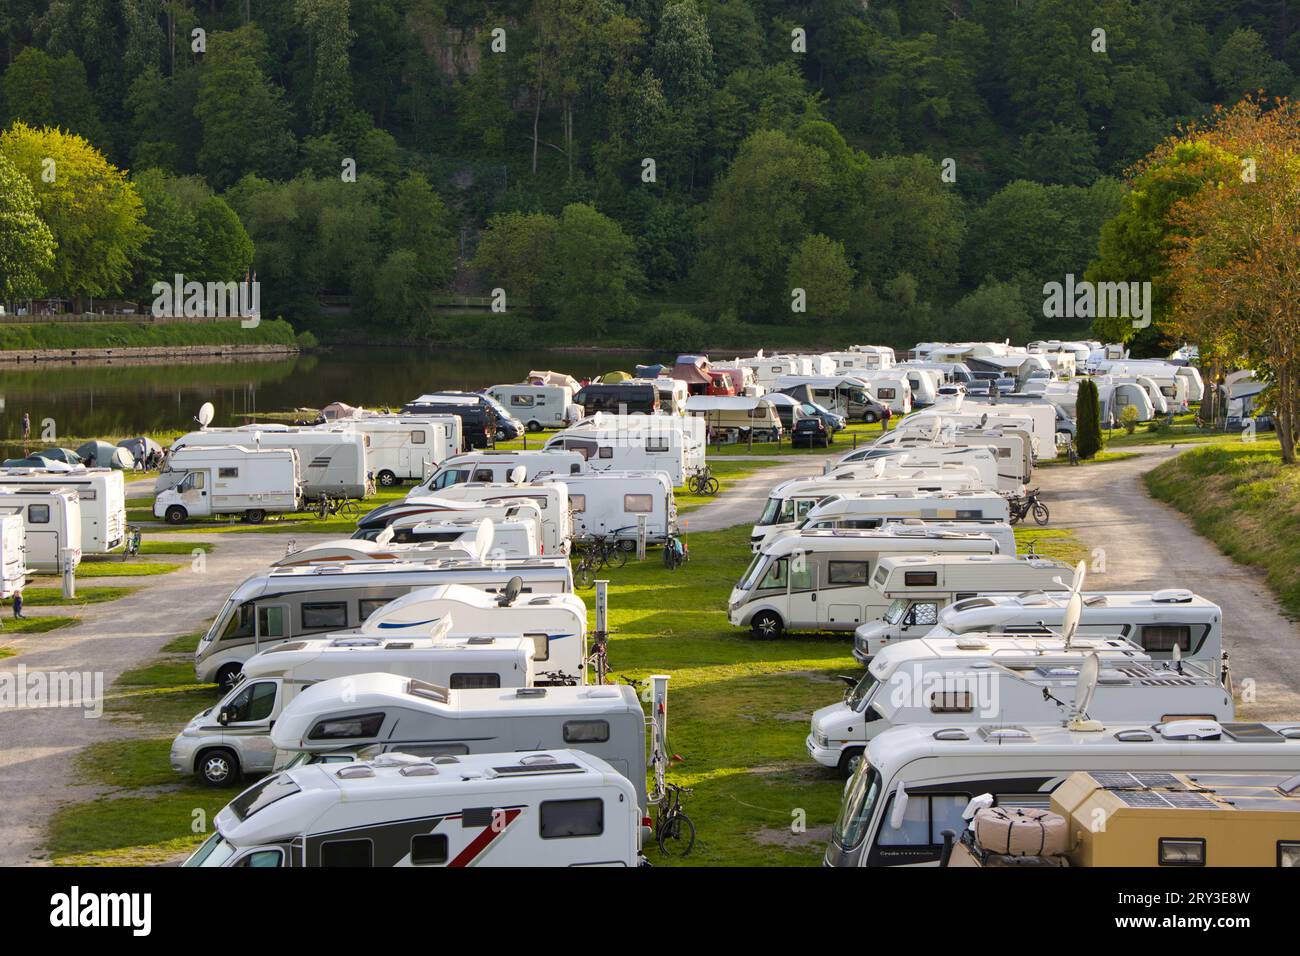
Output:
862,411,879,423
197,748,240,787
164,505,188,525
244,509,267,524
750,611,784,640
838,747,864,778
526,420,543,433
495,427,508,441
376,469,398,487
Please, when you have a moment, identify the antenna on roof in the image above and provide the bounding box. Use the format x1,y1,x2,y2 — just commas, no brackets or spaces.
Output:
509,465,526,486
1171,642,1183,675
497,575,522,607
196,402,215,429
471,519,496,562
1067,652,1104,732
1059,560,1086,650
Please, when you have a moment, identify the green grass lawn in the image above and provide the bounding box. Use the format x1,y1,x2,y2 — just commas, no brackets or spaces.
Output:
129,486,407,534
1038,450,1141,468
1100,410,1243,449
25,586,137,606
1145,437,1300,617
0,616,82,659
69,560,182,578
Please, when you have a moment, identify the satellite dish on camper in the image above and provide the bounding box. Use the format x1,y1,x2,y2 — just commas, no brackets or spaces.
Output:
471,519,496,562
509,465,527,486
497,575,523,608
872,458,887,479
196,402,215,429
1059,560,1087,649
1067,652,1104,732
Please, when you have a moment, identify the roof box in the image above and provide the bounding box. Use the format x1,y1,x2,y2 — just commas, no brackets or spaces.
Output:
1152,588,1194,603
1160,719,1222,740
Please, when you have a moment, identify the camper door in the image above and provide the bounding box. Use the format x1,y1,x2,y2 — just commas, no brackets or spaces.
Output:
219,678,280,766
178,470,211,516
255,604,289,653
786,560,818,627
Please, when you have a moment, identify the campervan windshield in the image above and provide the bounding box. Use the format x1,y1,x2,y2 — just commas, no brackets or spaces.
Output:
846,671,879,711
757,497,789,526
881,599,908,626
833,761,884,850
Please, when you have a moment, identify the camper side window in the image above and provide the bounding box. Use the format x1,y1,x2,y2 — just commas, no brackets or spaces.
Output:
570,494,586,513
226,681,277,723
1140,625,1192,652
563,719,610,743
256,606,286,638
906,603,939,627
27,504,50,524
624,494,653,513
877,388,896,400
904,571,939,587
320,839,373,867
828,562,870,585
301,602,348,630
219,467,239,478
510,395,535,407
358,599,389,622
410,834,449,866
539,799,604,839
472,468,494,482
878,794,968,847
598,447,614,459
410,430,426,444
929,689,973,713
645,437,669,453
759,559,789,590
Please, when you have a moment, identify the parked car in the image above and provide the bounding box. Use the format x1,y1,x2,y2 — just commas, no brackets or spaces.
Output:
804,401,848,432
791,417,832,448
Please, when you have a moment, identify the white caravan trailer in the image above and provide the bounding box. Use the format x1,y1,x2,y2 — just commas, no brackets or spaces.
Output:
185,749,640,867
1097,361,1193,410
411,450,586,495
0,487,81,573
826,718,1300,867
193,558,574,688
566,412,708,475
485,383,575,432
750,472,989,551
873,518,1016,556
356,583,588,683
170,426,368,499
919,589,1224,669
847,552,1074,660
0,511,26,597
383,501,546,551
0,467,125,553
776,374,902,419
544,417,700,486
651,377,689,416
269,675,650,811
729,528,1000,637
909,402,1058,460
154,445,301,524
540,471,676,544
172,619,537,784
812,634,1233,775
735,354,801,386
318,417,450,486
791,493,1013,547
862,426,1033,488
829,449,1001,493
361,486,571,555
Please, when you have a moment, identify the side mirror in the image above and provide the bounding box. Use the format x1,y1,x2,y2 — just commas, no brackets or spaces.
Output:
888,784,910,831
217,706,231,726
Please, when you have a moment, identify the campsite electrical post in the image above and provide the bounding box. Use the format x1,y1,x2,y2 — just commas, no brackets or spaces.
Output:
594,580,609,685
61,548,76,599
651,674,670,798
636,515,647,562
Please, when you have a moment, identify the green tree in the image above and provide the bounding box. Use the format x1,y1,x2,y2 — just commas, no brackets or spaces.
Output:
786,234,853,324
652,1,715,102
1211,28,1291,101
946,281,1036,343
0,122,147,303
390,172,455,289
541,202,642,332
131,170,253,295
472,211,560,308
295,0,356,135
1,48,106,146
1075,378,1103,459
0,151,55,299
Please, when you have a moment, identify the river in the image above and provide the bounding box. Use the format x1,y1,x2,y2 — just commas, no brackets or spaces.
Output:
0,346,674,449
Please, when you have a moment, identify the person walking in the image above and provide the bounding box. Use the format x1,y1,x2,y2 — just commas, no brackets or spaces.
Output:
880,405,892,431
13,589,25,619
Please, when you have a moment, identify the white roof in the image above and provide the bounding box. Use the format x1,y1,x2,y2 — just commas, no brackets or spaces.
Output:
684,395,772,412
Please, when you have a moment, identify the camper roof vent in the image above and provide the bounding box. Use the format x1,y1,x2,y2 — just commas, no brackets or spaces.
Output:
407,679,449,703
585,687,623,699
1279,773,1300,796
330,637,382,648
1152,588,1194,604
955,637,989,651
978,726,1033,742
515,687,547,698
1159,719,1222,741
1220,722,1289,742
466,636,496,645
336,765,375,779
313,564,348,574
933,728,969,741
370,753,426,767
431,754,461,765
1037,666,1080,679
382,641,415,650
264,641,310,654
489,761,585,777
519,753,559,765
398,764,441,777
1115,729,1155,742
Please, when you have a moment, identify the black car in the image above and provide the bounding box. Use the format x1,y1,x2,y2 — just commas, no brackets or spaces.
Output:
791,416,832,448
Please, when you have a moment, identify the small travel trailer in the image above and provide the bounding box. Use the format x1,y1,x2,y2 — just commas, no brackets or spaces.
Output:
826,719,1300,867
0,487,82,573
649,377,689,416
193,558,575,688
269,675,650,811
485,383,575,432
317,417,451,486
863,425,1033,488
852,371,916,416
184,749,642,867
154,445,301,524
0,511,27,597
0,467,126,553
684,395,782,442
728,527,1001,637
539,470,676,545
776,375,897,420
170,426,367,499
544,418,697,487
411,451,586,495
811,635,1232,775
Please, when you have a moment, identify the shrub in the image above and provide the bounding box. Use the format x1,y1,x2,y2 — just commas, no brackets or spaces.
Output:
645,310,709,351
1075,378,1103,458
1121,405,1140,434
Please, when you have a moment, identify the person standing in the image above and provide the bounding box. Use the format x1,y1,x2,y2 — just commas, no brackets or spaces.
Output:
13,589,25,619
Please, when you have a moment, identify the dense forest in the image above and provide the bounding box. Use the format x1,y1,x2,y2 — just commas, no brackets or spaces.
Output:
1,1,1298,349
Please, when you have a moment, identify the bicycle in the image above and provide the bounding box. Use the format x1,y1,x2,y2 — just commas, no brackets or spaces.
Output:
539,669,579,686
1008,488,1050,526
122,525,143,558
314,494,360,519
573,536,626,588
663,531,689,570
687,466,719,496
655,783,696,857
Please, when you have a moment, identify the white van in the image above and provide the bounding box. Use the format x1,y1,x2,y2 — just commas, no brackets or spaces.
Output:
170,426,368,499
185,749,641,867
0,487,82,572
173,619,537,785
411,451,586,495
154,445,301,524
729,528,1000,637
0,467,126,553
826,718,1300,867
541,471,676,544
0,511,26,597
811,634,1233,775
319,417,450,487
919,589,1225,668
485,383,575,432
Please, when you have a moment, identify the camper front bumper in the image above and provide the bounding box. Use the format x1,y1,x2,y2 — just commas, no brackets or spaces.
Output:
805,733,842,768
170,733,199,774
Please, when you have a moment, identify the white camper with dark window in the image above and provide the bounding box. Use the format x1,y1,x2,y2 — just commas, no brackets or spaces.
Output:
169,426,369,499
540,471,676,544
317,417,451,487
485,383,575,432
411,451,586,495
0,467,126,553
0,486,81,573
359,487,571,555
153,445,301,524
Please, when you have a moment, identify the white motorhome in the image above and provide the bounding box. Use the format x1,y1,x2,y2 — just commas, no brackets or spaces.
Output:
750,472,990,552
411,451,586,495
729,528,1000,637
318,417,450,486
909,401,1058,460
0,467,125,553
735,354,801,386
184,749,641,867
170,426,369,498
829,451,1000,494
485,383,576,432
193,558,575,688
360,486,571,555
846,552,1074,660
540,471,676,544
862,425,1033,488
269,675,650,810
0,487,81,573
871,518,1016,556
811,634,1233,775
381,500,547,552
390,518,537,557
915,589,1225,668
276,518,535,565
544,416,701,487
826,719,1300,867
356,583,588,683
172,618,537,784
154,445,301,524
0,511,26,597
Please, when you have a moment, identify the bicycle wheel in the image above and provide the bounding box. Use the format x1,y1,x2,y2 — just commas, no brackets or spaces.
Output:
605,546,628,569
575,563,595,589
704,477,719,495
657,811,696,857
1008,509,1021,526
1032,502,1050,525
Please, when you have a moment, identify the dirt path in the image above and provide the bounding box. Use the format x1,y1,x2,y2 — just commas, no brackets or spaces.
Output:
685,457,832,533
1035,446,1300,720
0,530,335,865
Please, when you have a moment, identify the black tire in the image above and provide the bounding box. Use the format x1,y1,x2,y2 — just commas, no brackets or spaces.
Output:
164,505,188,525
244,509,266,524
198,748,240,787
526,420,543,433
1009,510,1021,526
606,547,628,569
1033,502,1050,525
751,611,784,640
377,469,398,487
703,477,719,495
863,411,878,423
214,663,242,693
657,812,696,857
837,747,865,779
495,427,507,441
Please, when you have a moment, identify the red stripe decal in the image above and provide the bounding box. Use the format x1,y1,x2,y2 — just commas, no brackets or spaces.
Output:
448,808,522,867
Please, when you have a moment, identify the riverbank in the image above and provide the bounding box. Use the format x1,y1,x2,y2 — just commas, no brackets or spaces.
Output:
0,318,304,359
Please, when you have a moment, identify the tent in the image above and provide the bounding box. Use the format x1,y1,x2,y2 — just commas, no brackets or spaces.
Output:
600,370,632,383
77,440,131,469
671,354,711,386
634,363,669,380
34,447,83,466
117,436,163,465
